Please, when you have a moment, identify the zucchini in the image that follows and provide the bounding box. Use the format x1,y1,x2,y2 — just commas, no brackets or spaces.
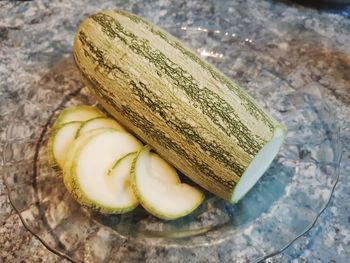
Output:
73,10,286,203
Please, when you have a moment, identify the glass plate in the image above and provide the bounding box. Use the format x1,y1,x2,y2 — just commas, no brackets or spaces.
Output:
2,25,341,263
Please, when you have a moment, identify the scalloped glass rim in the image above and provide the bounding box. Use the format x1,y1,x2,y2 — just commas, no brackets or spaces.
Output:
2,29,342,263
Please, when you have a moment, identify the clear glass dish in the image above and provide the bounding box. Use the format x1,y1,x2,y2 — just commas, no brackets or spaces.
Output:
2,25,341,262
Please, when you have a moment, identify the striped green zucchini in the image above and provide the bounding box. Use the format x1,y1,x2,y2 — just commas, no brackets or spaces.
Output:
73,10,286,203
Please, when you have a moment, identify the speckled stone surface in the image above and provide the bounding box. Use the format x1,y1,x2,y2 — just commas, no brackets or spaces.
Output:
0,0,349,262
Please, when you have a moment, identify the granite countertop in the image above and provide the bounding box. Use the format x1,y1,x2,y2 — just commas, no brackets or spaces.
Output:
1,0,350,262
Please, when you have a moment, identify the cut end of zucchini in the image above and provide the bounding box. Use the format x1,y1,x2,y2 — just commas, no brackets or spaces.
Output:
232,126,286,203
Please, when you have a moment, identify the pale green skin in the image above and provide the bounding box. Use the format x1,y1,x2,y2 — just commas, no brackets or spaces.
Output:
131,145,205,220
66,129,142,214
53,105,104,129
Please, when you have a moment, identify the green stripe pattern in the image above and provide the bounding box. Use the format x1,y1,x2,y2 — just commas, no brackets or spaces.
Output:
73,10,281,200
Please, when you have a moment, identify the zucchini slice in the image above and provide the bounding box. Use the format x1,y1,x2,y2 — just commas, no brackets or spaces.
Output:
67,129,143,213
131,146,204,220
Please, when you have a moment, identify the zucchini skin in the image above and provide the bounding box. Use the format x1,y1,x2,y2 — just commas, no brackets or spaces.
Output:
73,10,284,201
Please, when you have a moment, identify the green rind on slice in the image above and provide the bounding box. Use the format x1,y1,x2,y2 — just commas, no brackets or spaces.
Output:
131,146,204,220
53,105,104,129
69,130,143,214
76,116,127,137
48,121,82,169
